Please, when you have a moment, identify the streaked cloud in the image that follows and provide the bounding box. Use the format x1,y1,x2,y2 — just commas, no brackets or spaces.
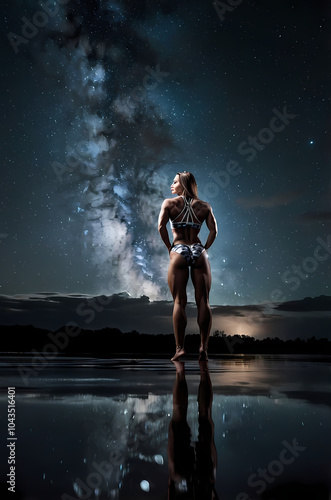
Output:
237,189,304,209
0,293,330,342
296,211,331,224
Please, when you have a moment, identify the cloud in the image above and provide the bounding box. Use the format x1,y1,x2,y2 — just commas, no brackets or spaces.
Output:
0,293,330,341
275,295,331,311
296,211,331,224
237,189,304,209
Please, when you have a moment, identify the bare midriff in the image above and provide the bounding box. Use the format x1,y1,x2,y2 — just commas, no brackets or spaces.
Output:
172,227,202,246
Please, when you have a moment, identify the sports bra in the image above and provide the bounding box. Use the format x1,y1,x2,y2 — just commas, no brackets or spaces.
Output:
170,196,202,229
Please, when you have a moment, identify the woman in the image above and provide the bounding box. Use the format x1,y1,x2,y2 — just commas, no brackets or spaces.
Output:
158,171,218,361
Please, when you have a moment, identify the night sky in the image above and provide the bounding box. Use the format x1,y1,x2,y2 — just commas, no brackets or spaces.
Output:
1,0,331,308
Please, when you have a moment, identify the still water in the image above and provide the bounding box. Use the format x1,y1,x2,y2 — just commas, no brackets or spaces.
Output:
0,355,330,499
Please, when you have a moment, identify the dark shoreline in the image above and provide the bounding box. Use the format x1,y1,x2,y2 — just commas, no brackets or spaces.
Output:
1,323,331,355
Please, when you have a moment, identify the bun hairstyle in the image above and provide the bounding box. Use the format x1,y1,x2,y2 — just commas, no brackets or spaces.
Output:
177,171,198,199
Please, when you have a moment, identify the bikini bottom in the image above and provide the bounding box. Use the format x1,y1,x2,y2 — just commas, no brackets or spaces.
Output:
171,243,205,266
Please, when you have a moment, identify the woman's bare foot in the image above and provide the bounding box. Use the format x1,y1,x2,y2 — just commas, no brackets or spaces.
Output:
171,345,185,361
199,344,208,361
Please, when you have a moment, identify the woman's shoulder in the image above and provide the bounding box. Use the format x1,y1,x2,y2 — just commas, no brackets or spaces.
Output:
162,196,182,207
194,198,212,211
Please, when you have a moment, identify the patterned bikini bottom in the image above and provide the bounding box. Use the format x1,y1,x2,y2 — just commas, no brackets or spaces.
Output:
171,243,205,266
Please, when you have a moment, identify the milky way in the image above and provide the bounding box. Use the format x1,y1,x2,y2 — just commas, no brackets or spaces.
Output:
50,1,182,299
1,0,331,305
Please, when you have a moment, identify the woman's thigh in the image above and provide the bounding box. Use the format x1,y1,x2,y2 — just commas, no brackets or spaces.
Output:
190,252,211,302
168,252,189,299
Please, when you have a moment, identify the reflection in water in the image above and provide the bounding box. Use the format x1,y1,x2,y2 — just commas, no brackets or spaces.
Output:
1,356,331,498
81,392,170,499
168,360,218,499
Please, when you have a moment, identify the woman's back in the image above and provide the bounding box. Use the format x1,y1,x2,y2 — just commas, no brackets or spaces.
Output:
168,196,210,245
158,170,217,362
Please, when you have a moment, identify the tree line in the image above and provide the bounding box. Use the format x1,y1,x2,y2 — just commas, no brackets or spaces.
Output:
1,325,331,356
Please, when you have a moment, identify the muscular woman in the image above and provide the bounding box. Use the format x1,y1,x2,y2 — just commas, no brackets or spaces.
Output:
158,171,218,361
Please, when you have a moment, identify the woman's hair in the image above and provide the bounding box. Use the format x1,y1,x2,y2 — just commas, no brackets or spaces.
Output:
177,171,198,199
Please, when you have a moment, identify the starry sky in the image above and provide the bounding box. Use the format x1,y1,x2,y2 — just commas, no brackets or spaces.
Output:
1,0,331,308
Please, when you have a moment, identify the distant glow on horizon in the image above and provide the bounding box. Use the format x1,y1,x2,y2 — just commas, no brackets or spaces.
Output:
211,314,269,339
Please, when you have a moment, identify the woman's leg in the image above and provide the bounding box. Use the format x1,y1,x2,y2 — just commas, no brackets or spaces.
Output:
168,252,189,360
191,252,212,360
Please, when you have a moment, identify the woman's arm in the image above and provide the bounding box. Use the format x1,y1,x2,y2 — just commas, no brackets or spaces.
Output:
158,199,172,252
204,205,218,250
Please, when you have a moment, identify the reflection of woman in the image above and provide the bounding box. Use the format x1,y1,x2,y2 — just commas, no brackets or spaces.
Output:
158,172,218,361
167,360,218,499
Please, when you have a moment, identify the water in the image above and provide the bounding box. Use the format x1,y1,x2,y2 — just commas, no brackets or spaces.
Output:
0,355,330,499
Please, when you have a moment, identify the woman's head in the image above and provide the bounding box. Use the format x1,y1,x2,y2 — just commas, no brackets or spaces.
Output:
171,171,198,199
